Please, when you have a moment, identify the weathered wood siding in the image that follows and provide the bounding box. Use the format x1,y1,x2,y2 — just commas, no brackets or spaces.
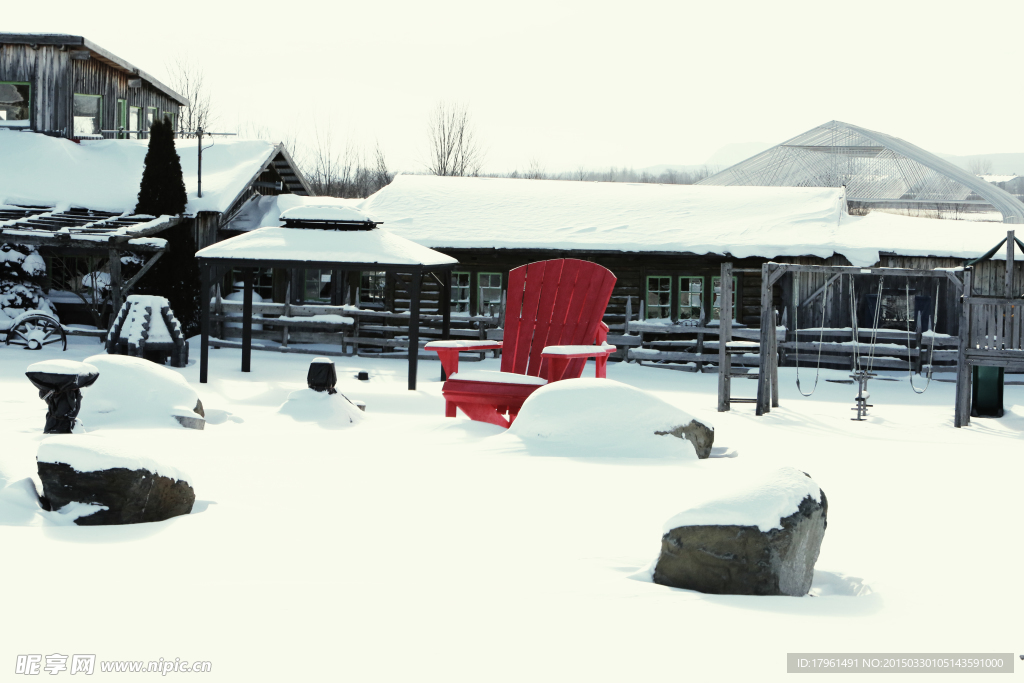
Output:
0,43,181,136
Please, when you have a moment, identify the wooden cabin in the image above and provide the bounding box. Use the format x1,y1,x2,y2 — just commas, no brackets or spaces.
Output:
0,33,187,138
216,175,1013,366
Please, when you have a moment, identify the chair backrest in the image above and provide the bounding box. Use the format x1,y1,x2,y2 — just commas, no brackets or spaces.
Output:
500,259,616,379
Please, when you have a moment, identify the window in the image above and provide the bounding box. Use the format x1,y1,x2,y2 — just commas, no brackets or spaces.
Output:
679,276,704,320
451,272,471,315
0,82,31,125
129,106,141,139
645,275,673,319
711,275,738,321
303,269,332,303
146,107,158,136
116,99,127,138
478,272,502,316
229,267,274,300
163,111,177,133
73,94,102,136
359,271,386,307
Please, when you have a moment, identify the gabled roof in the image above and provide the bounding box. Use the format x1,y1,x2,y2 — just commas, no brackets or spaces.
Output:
356,174,1011,267
698,120,1024,224
0,33,188,106
0,130,310,216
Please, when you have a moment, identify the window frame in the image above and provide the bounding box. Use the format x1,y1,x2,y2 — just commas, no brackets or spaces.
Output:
73,93,103,137
450,271,471,316
146,107,158,136
116,99,127,138
645,275,674,320
163,111,178,133
678,275,705,321
477,272,503,317
128,106,141,139
358,271,387,308
710,275,738,322
0,81,32,125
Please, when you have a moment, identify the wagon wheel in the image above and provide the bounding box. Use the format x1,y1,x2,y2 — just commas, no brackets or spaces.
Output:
5,315,67,351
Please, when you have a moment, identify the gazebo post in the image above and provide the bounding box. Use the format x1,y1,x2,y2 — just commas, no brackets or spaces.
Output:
242,267,253,373
408,267,422,391
200,261,210,384
441,269,451,381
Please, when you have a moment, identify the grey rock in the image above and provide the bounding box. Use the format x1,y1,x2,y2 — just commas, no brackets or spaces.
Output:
655,419,714,458
38,461,195,526
653,489,827,596
172,399,205,429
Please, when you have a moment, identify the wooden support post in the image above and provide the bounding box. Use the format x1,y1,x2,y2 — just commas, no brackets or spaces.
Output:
771,308,780,408
281,282,291,348
200,263,210,384
241,267,253,373
1006,230,1015,298
717,261,733,412
441,270,451,381
408,268,422,391
108,248,122,318
954,269,972,427
756,263,773,415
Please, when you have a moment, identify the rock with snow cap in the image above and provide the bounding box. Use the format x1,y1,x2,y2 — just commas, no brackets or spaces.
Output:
36,435,195,525
653,467,827,596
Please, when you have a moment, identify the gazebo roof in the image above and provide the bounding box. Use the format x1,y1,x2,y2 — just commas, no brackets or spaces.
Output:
195,225,457,269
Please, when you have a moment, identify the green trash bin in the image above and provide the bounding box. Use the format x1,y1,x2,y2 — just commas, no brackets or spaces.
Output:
971,365,1004,418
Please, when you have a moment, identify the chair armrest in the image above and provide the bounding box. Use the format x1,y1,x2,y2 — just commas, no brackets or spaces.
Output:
541,344,616,358
541,344,617,382
426,340,503,377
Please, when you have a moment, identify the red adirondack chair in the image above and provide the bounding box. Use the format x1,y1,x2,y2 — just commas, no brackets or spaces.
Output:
425,259,617,428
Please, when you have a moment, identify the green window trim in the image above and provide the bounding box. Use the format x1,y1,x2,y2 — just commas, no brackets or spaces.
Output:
0,81,32,124
163,111,178,132
645,275,673,320
116,99,127,138
146,107,158,135
477,272,502,317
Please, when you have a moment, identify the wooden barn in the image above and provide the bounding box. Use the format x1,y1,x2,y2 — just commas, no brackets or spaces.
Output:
0,33,187,138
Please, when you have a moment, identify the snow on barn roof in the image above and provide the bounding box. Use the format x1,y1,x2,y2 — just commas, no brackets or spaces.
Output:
223,195,365,232
0,130,305,215
355,174,1011,267
196,226,457,268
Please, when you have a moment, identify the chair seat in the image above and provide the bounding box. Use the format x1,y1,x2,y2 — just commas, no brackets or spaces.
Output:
447,370,548,386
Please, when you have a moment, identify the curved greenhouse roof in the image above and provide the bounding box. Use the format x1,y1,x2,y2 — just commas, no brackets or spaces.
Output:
698,120,1024,224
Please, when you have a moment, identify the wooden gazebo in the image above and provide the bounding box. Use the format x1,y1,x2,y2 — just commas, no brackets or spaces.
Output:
195,206,458,390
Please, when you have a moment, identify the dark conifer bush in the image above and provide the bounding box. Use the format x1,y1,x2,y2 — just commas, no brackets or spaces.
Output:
135,118,187,217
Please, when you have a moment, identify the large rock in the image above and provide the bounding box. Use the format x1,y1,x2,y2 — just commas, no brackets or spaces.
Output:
79,354,205,430
36,435,194,526
653,468,827,596
507,378,713,459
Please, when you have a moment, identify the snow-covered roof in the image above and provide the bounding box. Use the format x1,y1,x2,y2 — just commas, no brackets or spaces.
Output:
279,204,375,223
196,226,458,268
0,130,305,216
356,174,1010,267
223,195,365,232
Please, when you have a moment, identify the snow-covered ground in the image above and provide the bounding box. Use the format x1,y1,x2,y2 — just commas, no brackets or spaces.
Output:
0,337,1020,680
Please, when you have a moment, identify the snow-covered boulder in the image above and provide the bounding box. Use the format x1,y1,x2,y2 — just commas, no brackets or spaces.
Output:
36,435,195,525
78,354,205,430
653,467,827,596
278,388,364,429
506,378,713,458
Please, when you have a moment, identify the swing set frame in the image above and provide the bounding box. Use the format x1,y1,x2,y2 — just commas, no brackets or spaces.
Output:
753,262,965,418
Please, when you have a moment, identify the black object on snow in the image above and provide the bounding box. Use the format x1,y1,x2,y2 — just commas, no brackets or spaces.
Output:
26,366,100,434
356,370,370,381
107,296,189,367
307,358,338,394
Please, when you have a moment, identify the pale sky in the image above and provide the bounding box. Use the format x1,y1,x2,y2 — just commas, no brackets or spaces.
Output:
7,0,1024,175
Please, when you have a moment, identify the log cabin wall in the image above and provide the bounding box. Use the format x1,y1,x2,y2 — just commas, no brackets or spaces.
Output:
0,42,182,137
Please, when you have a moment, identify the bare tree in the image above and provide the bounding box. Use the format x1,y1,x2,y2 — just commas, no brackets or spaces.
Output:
373,141,393,190
525,157,545,180
968,158,994,176
167,57,214,135
426,101,483,176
